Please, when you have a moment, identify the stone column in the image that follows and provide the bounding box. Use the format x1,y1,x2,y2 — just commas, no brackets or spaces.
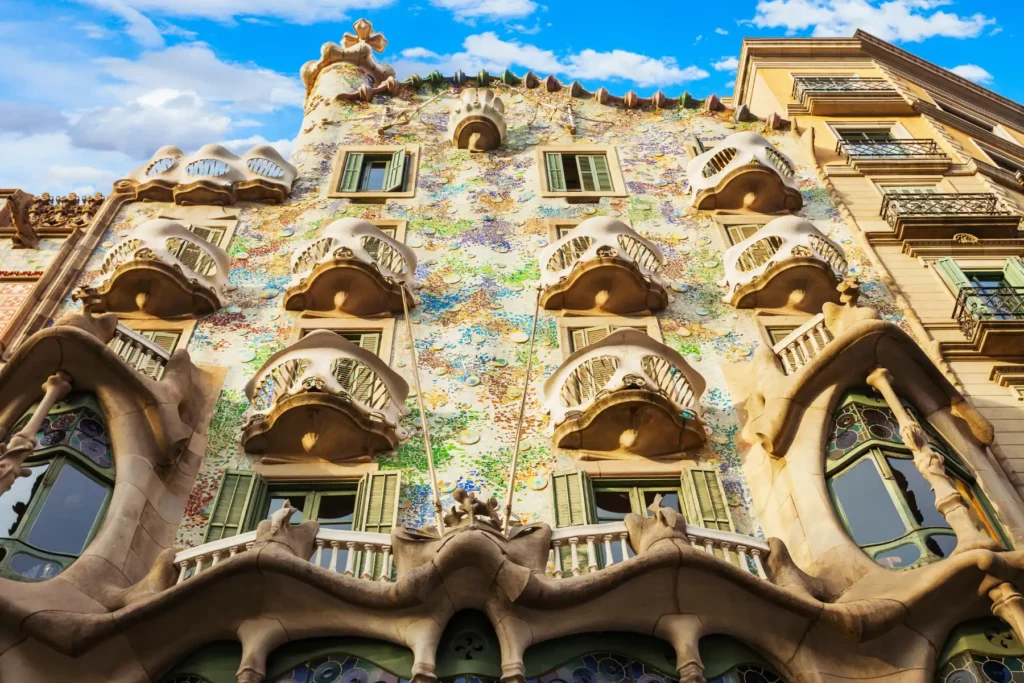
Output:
866,367,998,552
0,371,72,496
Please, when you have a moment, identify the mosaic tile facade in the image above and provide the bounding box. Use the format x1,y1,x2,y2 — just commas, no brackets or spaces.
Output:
55,65,904,549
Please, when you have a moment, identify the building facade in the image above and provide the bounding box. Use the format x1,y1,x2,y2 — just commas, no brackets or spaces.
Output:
0,21,1023,683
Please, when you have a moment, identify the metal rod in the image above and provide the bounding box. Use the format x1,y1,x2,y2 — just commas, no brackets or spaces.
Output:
503,286,542,535
401,286,445,534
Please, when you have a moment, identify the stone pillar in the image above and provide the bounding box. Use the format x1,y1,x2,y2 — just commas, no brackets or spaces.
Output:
991,582,1024,645
866,367,998,552
0,371,72,495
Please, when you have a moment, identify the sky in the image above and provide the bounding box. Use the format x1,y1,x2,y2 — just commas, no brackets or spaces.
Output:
0,0,1016,195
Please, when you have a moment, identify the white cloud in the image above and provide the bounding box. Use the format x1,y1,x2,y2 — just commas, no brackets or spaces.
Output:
77,0,165,47
949,63,993,84
713,56,740,72
393,32,709,88
219,134,295,160
72,0,394,24
75,22,116,40
715,27,730,35
0,102,68,135
0,132,135,195
748,0,995,42
400,47,441,59
429,0,537,21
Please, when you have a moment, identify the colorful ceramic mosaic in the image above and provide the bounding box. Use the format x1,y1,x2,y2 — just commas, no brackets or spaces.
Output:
272,654,404,683
940,652,1024,683
531,652,677,683
54,67,905,547
0,279,37,334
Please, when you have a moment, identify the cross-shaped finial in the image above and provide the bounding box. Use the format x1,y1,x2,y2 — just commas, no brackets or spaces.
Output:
342,18,387,53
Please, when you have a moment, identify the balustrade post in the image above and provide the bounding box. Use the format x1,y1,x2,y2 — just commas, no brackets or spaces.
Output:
362,544,375,579
619,532,630,561
569,538,581,577
211,550,222,567
177,560,191,585
552,542,563,578
688,535,698,550
314,539,325,566
585,536,599,573
329,542,341,573
603,535,615,566
736,545,749,575
380,546,393,582
703,538,714,555
750,549,766,579
229,546,238,557
866,367,999,552
721,542,733,567
344,542,356,576
194,557,205,575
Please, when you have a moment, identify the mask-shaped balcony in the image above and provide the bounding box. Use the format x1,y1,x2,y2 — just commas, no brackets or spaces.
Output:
687,132,802,213
537,217,668,315
540,329,707,459
119,143,296,205
720,216,847,313
241,330,410,461
74,219,231,319
880,192,1022,241
284,218,418,317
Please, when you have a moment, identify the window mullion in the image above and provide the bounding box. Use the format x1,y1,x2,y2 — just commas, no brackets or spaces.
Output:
873,449,918,534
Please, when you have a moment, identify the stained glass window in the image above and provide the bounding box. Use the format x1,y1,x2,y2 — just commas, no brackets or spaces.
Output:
528,652,679,683
0,393,114,581
938,619,1024,683
708,665,784,683
272,654,407,683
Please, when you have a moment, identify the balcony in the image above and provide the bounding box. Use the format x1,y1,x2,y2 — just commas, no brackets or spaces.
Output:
108,323,172,380
118,143,296,205
537,217,668,315
540,328,707,459
836,138,952,175
788,77,912,116
284,218,417,317
241,330,410,461
687,132,802,213
880,193,1022,241
771,314,835,375
74,219,231,319
720,216,847,313
171,519,770,585
951,286,1024,356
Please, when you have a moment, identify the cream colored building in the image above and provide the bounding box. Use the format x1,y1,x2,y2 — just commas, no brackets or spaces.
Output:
0,22,1022,683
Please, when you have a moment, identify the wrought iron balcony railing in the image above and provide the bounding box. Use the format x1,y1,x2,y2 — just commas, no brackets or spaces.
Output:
953,286,1024,340
836,139,945,159
880,193,1011,228
791,77,894,101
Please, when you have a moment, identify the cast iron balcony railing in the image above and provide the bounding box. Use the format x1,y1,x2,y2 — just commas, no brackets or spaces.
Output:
953,286,1024,340
791,77,893,101
836,139,945,159
880,193,1011,229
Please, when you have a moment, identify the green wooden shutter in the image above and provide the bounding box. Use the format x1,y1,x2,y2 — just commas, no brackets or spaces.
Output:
355,471,401,534
204,470,267,542
545,153,567,192
383,149,406,192
682,467,734,532
550,471,595,528
352,332,381,402
140,330,181,379
576,154,597,192
591,154,613,192
188,224,227,248
1003,256,1024,288
340,152,364,192
934,258,971,292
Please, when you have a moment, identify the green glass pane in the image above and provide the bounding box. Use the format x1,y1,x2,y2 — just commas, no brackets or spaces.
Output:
831,458,907,545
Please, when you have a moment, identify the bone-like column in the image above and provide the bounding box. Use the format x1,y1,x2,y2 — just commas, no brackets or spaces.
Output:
0,371,72,496
866,367,998,552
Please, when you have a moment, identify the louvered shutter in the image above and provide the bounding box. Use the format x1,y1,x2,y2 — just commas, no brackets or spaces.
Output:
383,149,406,192
139,330,181,379
1003,256,1024,288
188,224,226,247
682,468,734,532
203,470,267,542
591,154,613,192
934,258,971,291
355,471,401,534
545,153,567,192
351,333,382,403
576,154,597,192
340,152,364,192
550,471,595,527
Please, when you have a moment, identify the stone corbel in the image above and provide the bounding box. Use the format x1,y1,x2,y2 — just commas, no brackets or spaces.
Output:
653,614,705,683
866,367,1000,553
236,617,290,683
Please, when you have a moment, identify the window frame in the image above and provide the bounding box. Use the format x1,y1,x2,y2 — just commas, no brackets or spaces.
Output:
827,120,912,146
873,177,950,199
754,314,814,350
289,317,396,362
111,319,196,376
536,144,628,200
263,480,360,529
556,315,662,360
711,214,775,251
328,145,420,200
592,478,686,522
545,217,632,244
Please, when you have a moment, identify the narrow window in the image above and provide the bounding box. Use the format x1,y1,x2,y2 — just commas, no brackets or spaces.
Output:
766,326,798,345
545,152,615,193
338,149,408,193
726,224,762,245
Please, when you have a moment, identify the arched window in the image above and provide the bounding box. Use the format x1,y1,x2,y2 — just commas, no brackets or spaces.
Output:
937,618,1024,682
700,635,785,683
0,393,114,581
272,653,407,683
826,389,1003,570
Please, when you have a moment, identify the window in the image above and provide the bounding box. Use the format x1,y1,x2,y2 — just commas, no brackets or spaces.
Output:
290,319,395,363
328,146,419,199
934,257,1024,321
726,224,762,246
838,129,895,143
537,145,626,198
882,185,939,195
978,143,1024,175
557,316,661,360
109,329,182,379
766,326,798,345
826,390,1003,569
567,324,644,353
546,218,634,244
204,470,400,573
0,394,114,581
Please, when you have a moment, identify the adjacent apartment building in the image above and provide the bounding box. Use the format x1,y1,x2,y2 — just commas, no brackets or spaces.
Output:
0,22,1023,683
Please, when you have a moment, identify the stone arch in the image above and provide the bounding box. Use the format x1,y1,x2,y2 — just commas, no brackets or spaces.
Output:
436,610,503,683
522,632,679,683
698,634,786,683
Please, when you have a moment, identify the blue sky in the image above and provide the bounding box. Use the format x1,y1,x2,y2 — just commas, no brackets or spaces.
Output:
0,0,1015,194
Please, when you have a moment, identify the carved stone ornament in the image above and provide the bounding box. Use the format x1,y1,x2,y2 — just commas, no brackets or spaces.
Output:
250,499,320,559
448,88,507,152
300,18,397,102
1,189,103,247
